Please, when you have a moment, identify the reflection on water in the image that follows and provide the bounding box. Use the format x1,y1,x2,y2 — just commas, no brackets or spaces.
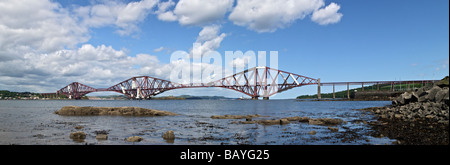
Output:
0,99,395,145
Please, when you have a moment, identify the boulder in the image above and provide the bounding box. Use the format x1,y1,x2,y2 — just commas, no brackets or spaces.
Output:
69,131,86,141
126,136,143,142
55,106,177,116
415,87,428,97
395,92,418,105
162,130,175,140
74,125,84,129
425,86,442,102
96,134,108,140
444,90,450,105
436,76,449,87
435,88,449,103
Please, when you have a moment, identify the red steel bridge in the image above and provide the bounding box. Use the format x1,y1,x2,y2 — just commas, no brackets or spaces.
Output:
40,66,438,100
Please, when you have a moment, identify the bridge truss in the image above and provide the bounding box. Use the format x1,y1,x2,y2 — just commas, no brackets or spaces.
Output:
50,66,437,100
53,66,319,99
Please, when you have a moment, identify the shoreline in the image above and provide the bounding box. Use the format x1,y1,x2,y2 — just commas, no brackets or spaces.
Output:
358,106,449,145
356,83,449,145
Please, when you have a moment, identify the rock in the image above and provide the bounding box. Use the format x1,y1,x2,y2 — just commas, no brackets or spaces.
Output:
425,115,436,120
238,121,258,124
436,76,449,87
435,88,448,103
328,127,339,132
418,95,428,102
375,109,381,114
309,131,316,135
415,87,428,97
126,136,143,142
280,119,290,125
96,134,108,140
308,119,325,125
69,131,86,141
395,92,417,105
394,114,403,119
309,118,343,126
211,114,260,119
282,116,310,122
55,106,177,116
74,125,84,129
425,86,442,102
282,116,301,121
259,119,288,125
211,115,244,119
162,130,175,140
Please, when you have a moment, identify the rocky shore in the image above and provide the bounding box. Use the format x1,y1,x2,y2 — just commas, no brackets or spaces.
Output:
360,77,449,145
54,106,177,116
211,114,344,127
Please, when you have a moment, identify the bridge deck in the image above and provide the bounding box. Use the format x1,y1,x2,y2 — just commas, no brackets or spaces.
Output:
45,66,439,99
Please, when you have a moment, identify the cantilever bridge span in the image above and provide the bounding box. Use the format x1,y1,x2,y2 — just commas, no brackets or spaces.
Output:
42,66,437,100
51,66,318,99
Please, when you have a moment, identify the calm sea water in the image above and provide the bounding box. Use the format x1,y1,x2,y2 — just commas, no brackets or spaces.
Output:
0,99,395,145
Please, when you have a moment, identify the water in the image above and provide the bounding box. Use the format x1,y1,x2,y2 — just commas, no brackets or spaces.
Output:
0,99,395,145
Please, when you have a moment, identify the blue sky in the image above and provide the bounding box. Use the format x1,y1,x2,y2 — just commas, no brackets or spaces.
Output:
0,0,448,99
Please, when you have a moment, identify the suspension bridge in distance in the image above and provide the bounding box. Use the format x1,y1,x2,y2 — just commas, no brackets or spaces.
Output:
40,66,438,100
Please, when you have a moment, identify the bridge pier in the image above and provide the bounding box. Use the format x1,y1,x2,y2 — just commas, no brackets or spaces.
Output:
252,96,259,100
263,97,269,100
317,78,321,99
332,84,335,99
347,83,350,99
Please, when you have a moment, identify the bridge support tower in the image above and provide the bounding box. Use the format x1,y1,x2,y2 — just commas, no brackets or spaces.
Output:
317,78,321,99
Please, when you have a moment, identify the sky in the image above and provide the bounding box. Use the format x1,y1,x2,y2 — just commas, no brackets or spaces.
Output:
0,0,448,99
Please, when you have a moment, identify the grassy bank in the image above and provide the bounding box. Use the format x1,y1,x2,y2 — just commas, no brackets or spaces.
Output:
296,83,430,99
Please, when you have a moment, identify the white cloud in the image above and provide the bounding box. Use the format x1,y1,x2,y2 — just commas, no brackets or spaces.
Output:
229,56,252,68
0,0,231,93
311,2,343,25
0,0,345,95
157,0,234,26
228,0,342,32
75,0,158,35
0,0,89,54
154,46,165,52
0,43,169,92
155,0,178,21
191,25,227,58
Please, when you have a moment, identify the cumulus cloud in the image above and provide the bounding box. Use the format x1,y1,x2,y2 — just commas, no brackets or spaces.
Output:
156,0,234,26
229,56,252,68
0,43,171,92
228,0,342,32
0,0,89,54
311,3,343,25
0,0,169,92
155,0,177,21
0,0,345,94
190,25,227,58
75,0,158,35
153,46,165,52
